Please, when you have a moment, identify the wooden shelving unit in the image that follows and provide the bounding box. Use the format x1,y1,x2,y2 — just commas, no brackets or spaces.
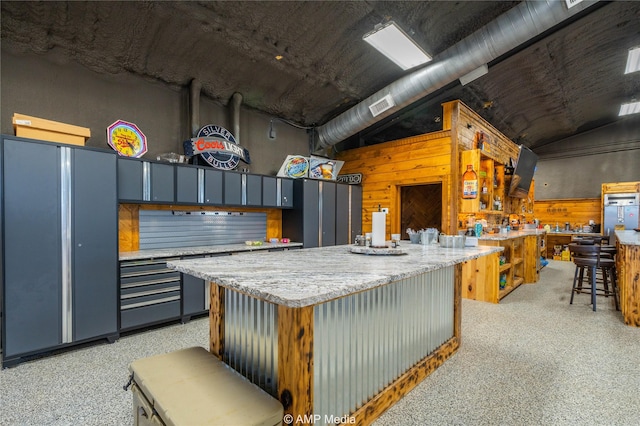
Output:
459,149,506,214
469,235,530,303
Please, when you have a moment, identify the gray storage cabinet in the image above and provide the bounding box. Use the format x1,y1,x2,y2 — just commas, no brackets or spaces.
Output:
282,179,361,248
1,137,118,366
150,162,175,203
245,174,262,206
117,157,144,201
204,168,223,204
224,171,242,205
321,181,337,246
283,179,320,248
175,165,198,204
181,253,231,320
350,184,363,241
117,158,175,204
280,177,294,208
119,259,181,331
336,183,350,245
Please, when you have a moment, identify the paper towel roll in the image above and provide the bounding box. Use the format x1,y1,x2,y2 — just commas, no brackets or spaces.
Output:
372,212,386,247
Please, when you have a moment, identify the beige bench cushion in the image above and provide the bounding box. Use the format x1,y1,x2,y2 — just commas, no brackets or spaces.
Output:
129,347,283,426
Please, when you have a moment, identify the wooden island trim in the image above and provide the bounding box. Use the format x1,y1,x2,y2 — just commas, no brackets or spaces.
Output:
277,305,314,418
617,241,640,327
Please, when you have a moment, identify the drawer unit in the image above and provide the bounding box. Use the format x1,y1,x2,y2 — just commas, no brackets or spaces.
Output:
119,259,182,331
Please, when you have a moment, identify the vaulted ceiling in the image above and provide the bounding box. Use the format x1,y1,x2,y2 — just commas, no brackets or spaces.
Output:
2,1,639,153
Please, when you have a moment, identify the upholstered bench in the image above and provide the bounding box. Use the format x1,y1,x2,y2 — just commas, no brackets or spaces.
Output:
127,346,284,426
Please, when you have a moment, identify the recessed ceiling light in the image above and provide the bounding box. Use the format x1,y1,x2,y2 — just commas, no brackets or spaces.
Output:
275,55,283,61
363,21,431,70
624,47,640,74
618,101,640,116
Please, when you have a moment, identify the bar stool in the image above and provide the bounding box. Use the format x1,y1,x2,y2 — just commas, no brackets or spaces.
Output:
568,243,619,311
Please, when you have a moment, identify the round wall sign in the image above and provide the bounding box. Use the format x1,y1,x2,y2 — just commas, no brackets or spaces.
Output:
197,124,239,170
107,120,147,157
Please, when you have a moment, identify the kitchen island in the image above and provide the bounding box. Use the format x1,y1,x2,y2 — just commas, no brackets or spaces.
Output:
168,243,502,424
615,230,640,327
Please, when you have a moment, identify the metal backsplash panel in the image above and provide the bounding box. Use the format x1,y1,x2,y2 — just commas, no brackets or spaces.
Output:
139,210,267,249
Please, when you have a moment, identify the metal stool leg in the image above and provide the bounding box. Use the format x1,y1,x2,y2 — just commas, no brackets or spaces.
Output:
571,264,581,305
590,265,597,311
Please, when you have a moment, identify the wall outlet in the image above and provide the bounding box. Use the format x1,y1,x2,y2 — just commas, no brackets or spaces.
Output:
381,208,389,214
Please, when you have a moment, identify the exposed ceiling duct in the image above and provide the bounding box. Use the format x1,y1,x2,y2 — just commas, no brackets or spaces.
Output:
314,0,599,151
230,92,243,144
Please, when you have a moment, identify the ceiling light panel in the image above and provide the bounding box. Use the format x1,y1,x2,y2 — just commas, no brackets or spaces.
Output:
618,101,640,116
363,21,431,70
625,47,640,74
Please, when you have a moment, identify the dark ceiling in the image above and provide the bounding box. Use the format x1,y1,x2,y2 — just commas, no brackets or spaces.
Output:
2,1,639,152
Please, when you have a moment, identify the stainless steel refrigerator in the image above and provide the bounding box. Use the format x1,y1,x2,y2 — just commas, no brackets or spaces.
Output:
603,193,640,243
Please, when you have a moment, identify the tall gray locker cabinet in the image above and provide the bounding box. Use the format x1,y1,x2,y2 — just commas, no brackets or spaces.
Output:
282,179,362,248
1,137,118,366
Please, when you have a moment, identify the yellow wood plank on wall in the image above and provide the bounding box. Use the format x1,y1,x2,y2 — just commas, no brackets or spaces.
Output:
444,100,519,164
338,131,456,236
534,198,600,229
337,100,523,238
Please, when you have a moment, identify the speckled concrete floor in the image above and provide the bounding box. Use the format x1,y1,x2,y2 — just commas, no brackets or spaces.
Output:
1,260,639,425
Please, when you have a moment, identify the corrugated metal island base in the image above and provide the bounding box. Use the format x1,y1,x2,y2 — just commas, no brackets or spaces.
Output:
168,243,502,425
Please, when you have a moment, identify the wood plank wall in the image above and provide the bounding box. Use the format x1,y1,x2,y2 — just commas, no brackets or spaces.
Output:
534,198,601,229
335,100,524,237
445,101,519,164
119,204,283,252
336,131,456,236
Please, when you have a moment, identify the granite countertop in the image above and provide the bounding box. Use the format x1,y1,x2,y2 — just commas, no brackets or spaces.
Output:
616,230,640,246
479,229,546,241
119,242,303,261
167,243,503,308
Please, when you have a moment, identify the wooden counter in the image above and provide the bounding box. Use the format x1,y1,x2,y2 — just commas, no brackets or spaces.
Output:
463,230,545,303
168,244,501,424
615,230,640,327
545,231,603,258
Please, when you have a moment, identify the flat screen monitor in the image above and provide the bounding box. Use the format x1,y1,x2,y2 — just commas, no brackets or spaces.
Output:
508,145,538,199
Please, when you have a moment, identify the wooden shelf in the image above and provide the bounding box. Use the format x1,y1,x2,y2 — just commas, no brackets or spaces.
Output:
513,277,524,287
499,263,511,273
513,257,523,265
499,285,517,299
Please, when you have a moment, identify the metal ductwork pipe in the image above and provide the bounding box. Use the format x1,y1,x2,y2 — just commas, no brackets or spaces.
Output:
190,79,201,137
230,92,243,142
315,0,598,150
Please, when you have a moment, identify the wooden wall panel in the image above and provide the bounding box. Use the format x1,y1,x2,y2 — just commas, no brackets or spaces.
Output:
337,131,455,236
445,100,519,164
118,204,283,252
337,100,523,237
534,198,600,229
